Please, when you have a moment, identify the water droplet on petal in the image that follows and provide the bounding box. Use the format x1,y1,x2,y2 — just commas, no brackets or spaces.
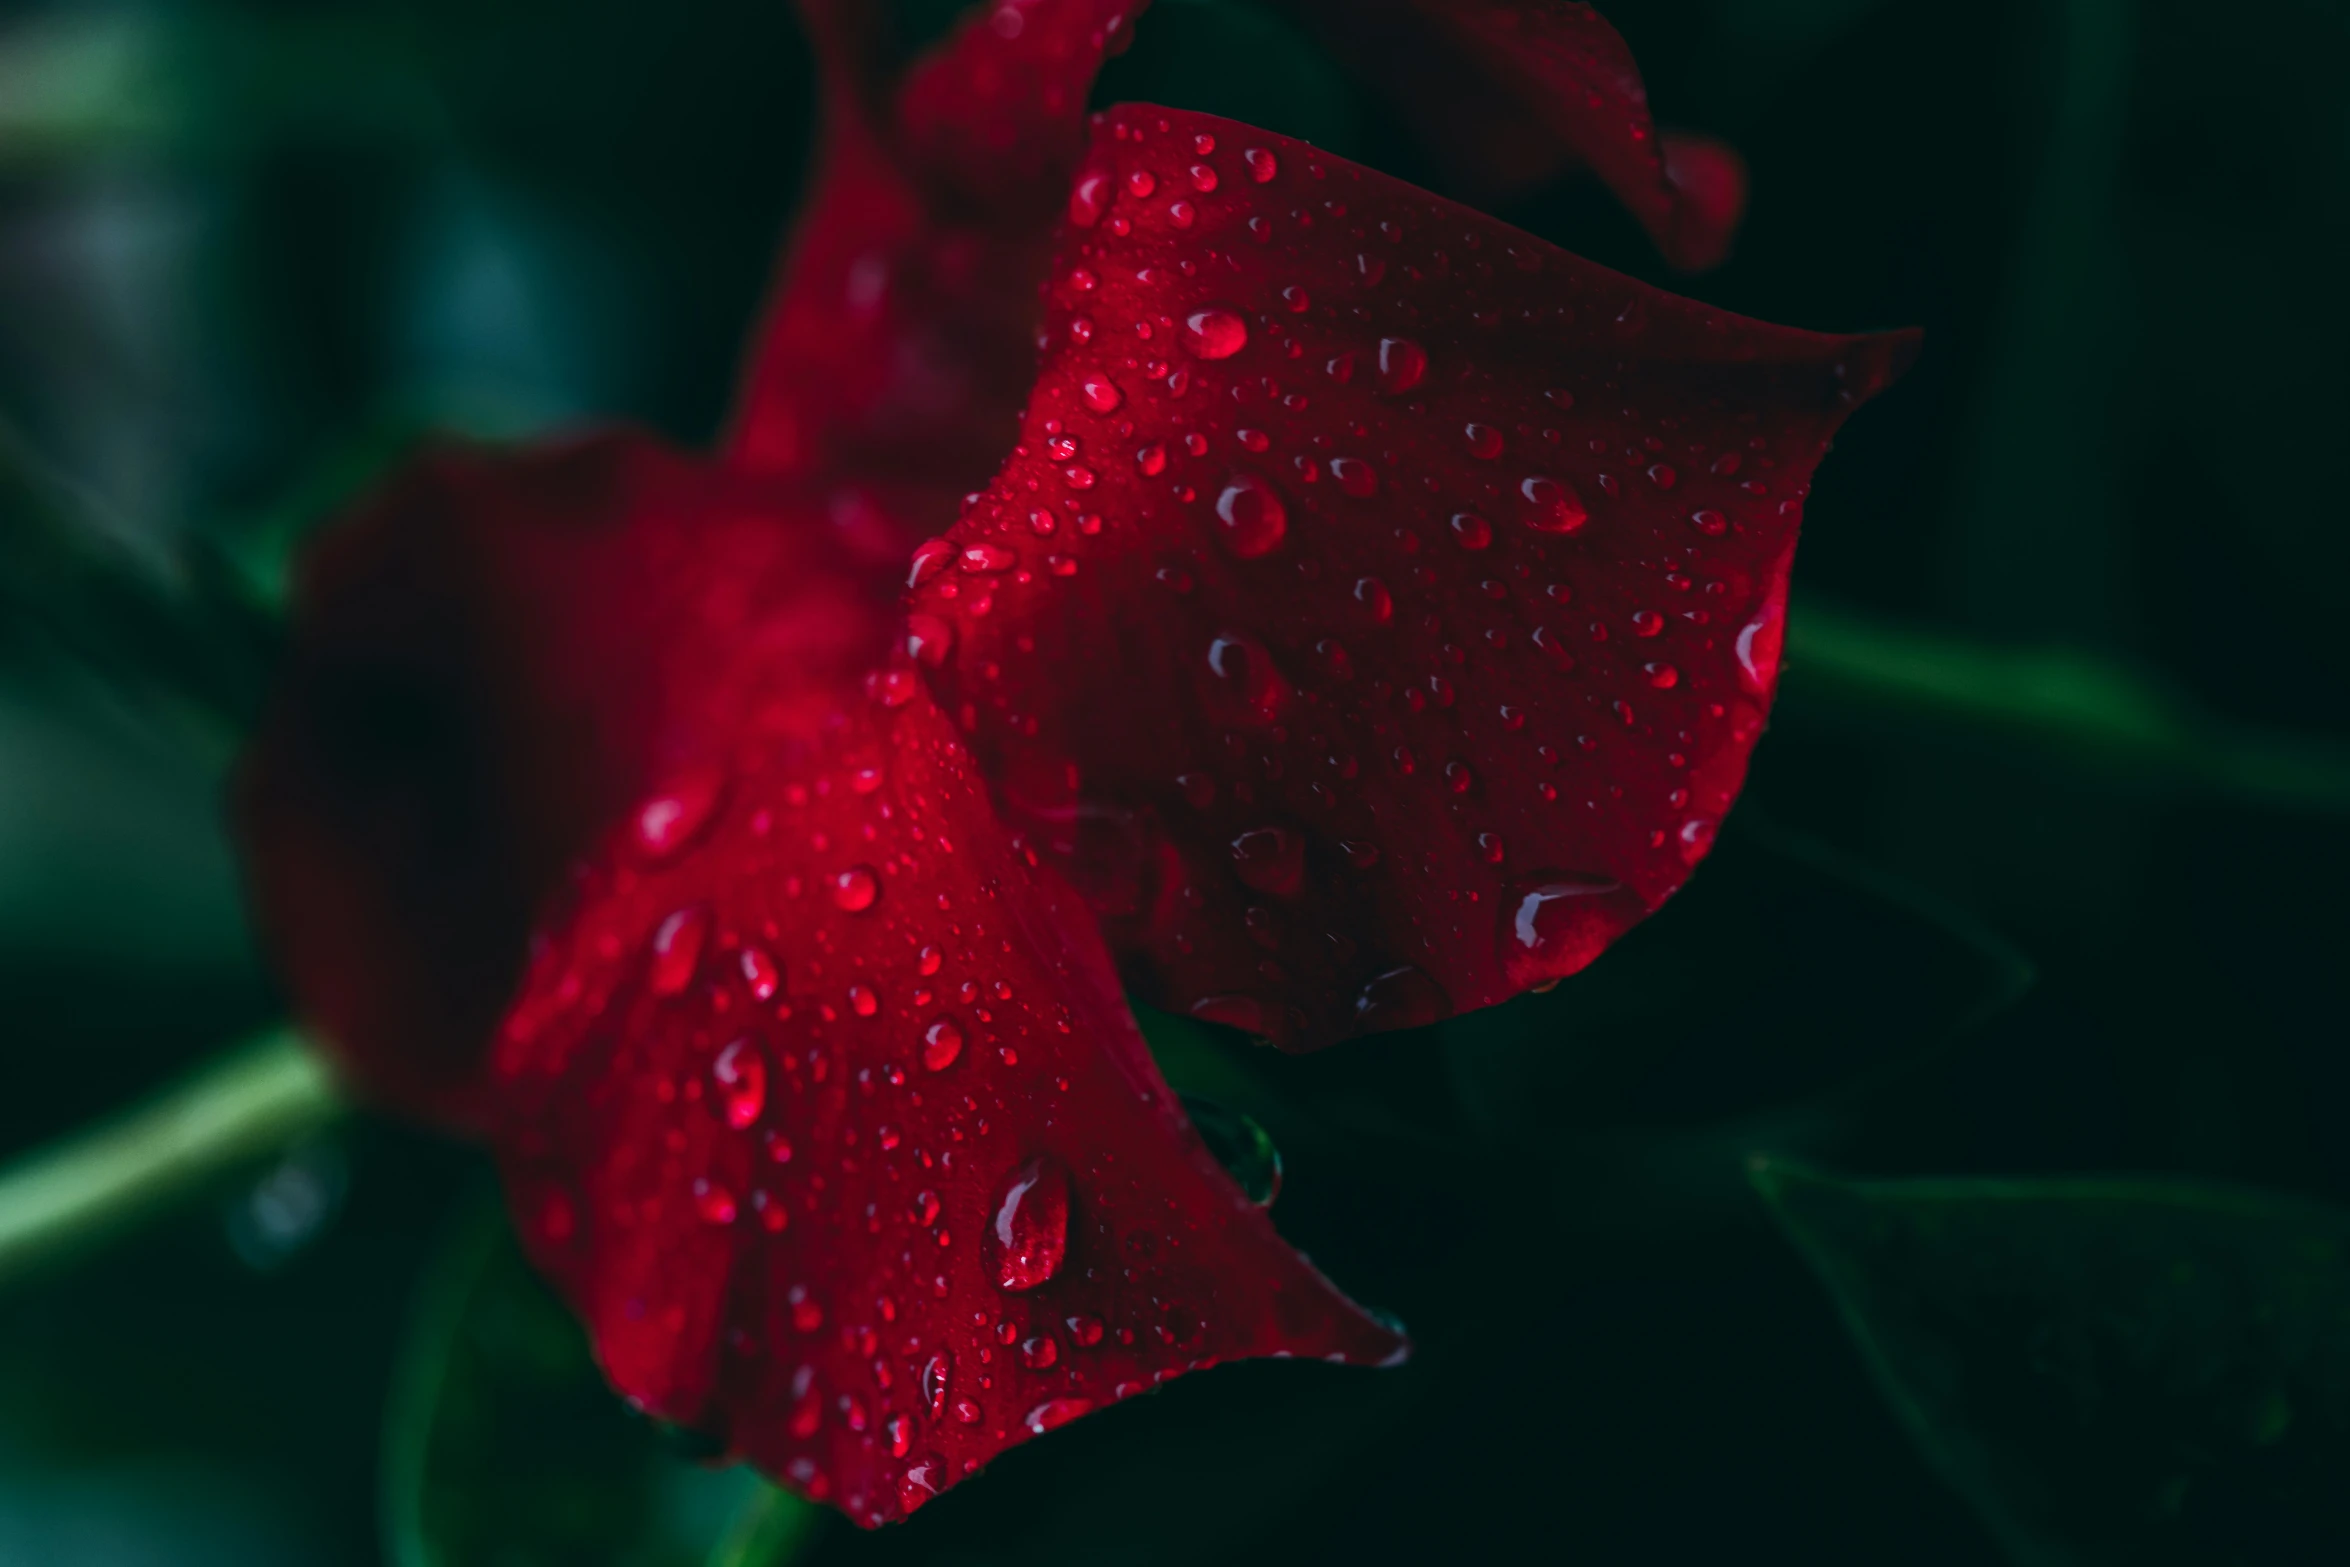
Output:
905,614,955,668
1375,337,1426,394
713,1038,767,1129
1079,373,1123,414
740,946,781,1002
921,1351,951,1416
1230,826,1305,897
1065,1312,1105,1347
1330,456,1378,498
1464,423,1504,460
908,537,956,588
899,1454,949,1514
1353,577,1394,623
693,1178,737,1225
984,1160,1072,1297
1213,474,1288,558
1019,1334,1060,1370
1023,1397,1094,1435
1501,875,1624,988
1069,168,1114,227
1180,307,1248,360
1521,476,1589,533
922,1016,965,1072
1679,817,1718,864
1736,588,1786,696
1448,512,1492,550
1244,147,1279,182
1354,966,1452,1032
832,865,881,912
648,905,709,996
631,770,726,862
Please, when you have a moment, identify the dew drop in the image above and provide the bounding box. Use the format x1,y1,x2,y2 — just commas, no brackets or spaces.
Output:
1230,826,1306,898
1244,147,1279,182
1375,337,1426,394
832,865,881,913
1065,1312,1105,1347
1180,308,1249,360
1353,577,1394,624
907,537,956,589
1330,456,1378,497
631,771,725,862
849,983,880,1017
1213,474,1288,558
1069,168,1113,227
739,946,781,1002
1520,476,1589,533
693,1178,737,1226
1502,875,1624,988
904,614,955,668
713,1038,767,1129
1448,511,1492,549
648,905,709,997
1464,423,1504,460
921,1351,951,1416
899,1454,949,1514
1353,966,1452,1032
990,1157,1072,1292
1023,1397,1095,1435
1019,1335,1060,1371
1079,373,1123,414
922,1016,965,1072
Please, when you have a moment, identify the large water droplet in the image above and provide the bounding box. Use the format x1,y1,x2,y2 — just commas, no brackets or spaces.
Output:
898,1453,949,1514
1230,826,1305,897
1330,456,1378,498
1501,875,1623,988
1079,372,1123,414
1179,1093,1283,1205
631,770,726,862
1375,337,1426,394
990,1157,1071,1292
921,1350,951,1416
739,946,781,1002
1023,1397,1095,1435
922,1016,965,1072
713,1037,767,1129
905,614,955,668
1069,168,1113,227
1354,966,1451,1032
648,905,709,997
1448,511,1492,550
1019,1334,1060,1370
907,538,955,589
832,865,881,913
1520,476,1589,533
1213,475,1288,558
1736,585,1786,696
1180,307,1249,360
1244,147,1279,183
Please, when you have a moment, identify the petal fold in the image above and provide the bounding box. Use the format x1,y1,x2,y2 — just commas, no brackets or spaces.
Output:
1282,0,1748,270
236,432,890,1122
492,680,1403,1526
911,109,1915,1049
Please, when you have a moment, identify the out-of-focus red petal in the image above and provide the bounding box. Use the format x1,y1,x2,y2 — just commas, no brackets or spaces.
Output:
911,109,1915,1048
725,1,1150,546
236,432,891,1123
1282,0,1748,271
492,679,1403,1526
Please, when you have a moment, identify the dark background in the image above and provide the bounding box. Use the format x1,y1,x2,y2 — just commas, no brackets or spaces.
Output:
0,0,2345,1560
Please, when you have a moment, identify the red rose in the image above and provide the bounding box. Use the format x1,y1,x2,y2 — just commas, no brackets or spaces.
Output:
237,0,1912,1526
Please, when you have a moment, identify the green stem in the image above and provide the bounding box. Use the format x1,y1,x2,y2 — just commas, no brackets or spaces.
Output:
1784,603,2350,817
0,1027,347,1288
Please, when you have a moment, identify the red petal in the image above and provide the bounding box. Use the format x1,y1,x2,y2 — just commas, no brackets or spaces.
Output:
725,0,1151,543
912,109,1915,1048
1284,0,1748,271
492,681,1402,1526
236,432,891,1122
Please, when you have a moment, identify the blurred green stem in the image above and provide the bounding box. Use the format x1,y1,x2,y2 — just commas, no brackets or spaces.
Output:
0,1027,346,1288
1786,602,2350,816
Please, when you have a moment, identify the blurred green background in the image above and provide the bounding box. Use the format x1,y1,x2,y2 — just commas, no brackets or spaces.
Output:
2,0,2348,1561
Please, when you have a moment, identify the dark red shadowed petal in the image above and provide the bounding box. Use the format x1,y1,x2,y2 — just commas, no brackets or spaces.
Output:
725,0,1151,546
911,109,1916,1048
1280,0,1747,271
492,680,1403,1527
236,432,891,1123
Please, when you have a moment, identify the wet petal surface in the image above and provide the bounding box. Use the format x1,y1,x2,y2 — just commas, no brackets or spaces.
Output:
914,108,1915,1048
492,683,1403,1526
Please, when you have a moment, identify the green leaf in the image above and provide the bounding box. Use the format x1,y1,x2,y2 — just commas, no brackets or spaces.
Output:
383,1198,821,1567
1440,814,2034,1144
1754,1161,2350,1567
